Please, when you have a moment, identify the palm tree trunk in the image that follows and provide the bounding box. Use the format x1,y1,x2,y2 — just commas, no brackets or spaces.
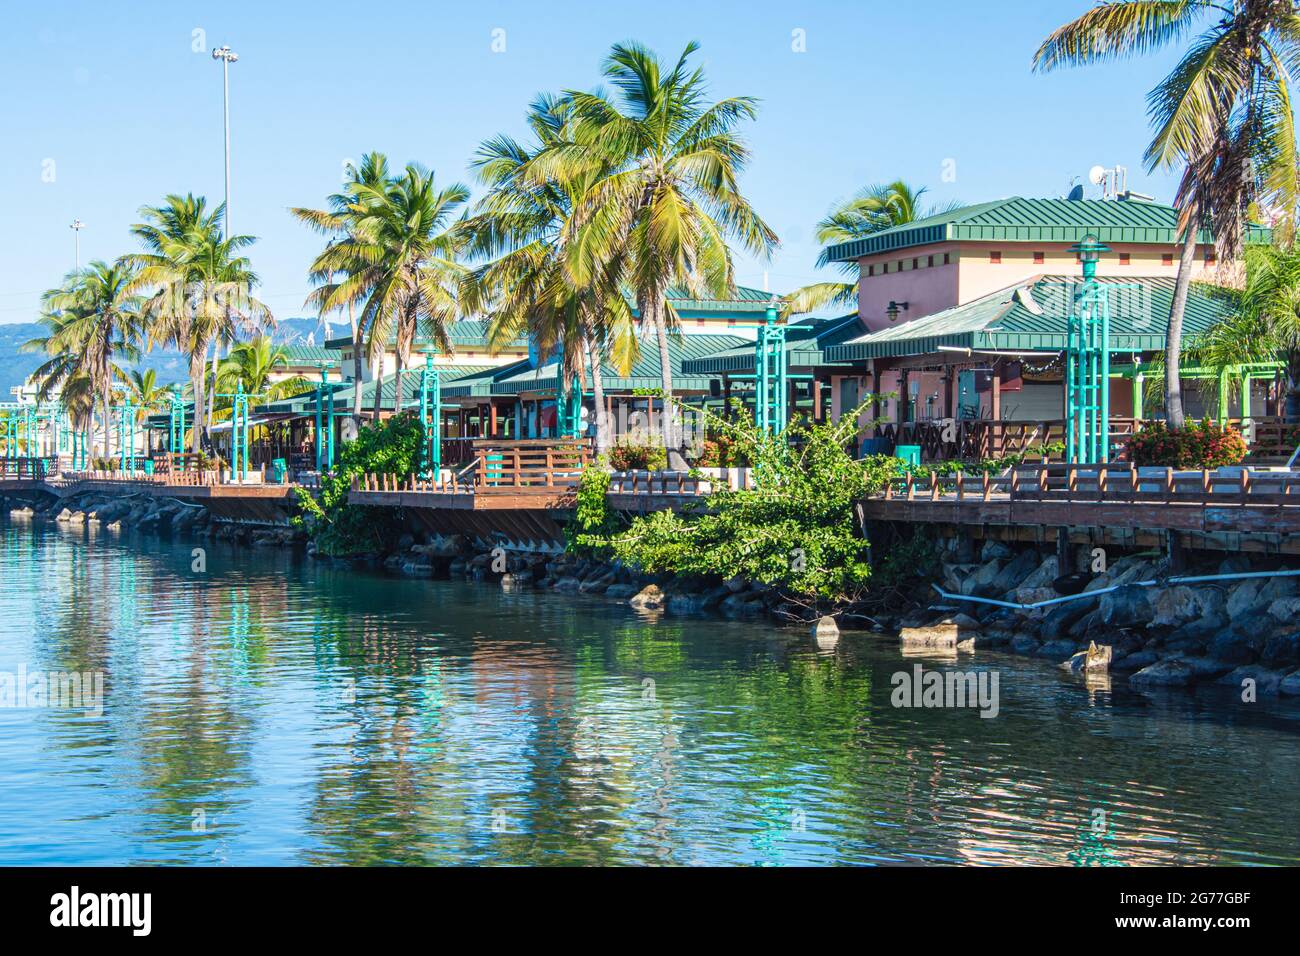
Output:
101,376,112,462
642,288,683,466
1165,221,1198,429
393,356,406,418
372,351,384,421
190,354,206,454
349,303,363,429
586,331,610,456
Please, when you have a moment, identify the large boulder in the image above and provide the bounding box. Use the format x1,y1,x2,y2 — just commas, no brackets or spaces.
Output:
1040,597,1097,640
1226,579,1267,619
1112,648,1159,672
604,583,639,600
1268,597,1300,626
1217,665,1286,696
990,549,1043,595
1207,629,1258,665
1149,586,1200,628
1130,660,1196,687
1018,556,1060,592
979,540,1013,562
1098,585,1152,629
1035,639,1079,662
1280,669,1300,697
1262,632,1300,667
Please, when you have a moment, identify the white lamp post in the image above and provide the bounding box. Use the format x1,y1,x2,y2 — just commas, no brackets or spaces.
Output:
211,45,238,240
70,219,85,270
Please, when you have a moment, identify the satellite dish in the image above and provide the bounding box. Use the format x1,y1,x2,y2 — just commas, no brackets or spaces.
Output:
1067,184,1085,201
1088,165,1108,186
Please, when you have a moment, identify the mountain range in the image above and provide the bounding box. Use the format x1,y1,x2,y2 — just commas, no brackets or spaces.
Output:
0,317,333,395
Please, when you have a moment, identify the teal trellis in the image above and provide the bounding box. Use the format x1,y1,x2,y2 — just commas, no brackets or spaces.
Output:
558,374,582,439
215,382,263,481
168,387,187,469
117,394,140,471
419,352,441,477
754,303,788,435
313,363,337,471
1064,236,1125,464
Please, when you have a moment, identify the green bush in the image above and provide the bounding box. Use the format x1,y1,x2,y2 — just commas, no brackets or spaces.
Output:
1126,419,1248,468
584,399,896,605
294,413,423,555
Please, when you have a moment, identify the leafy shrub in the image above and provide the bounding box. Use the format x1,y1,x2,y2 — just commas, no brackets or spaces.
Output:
609,439,668,471
566,466,623,557
587,399,896,605
1126,419,1247,468
294,413,423,554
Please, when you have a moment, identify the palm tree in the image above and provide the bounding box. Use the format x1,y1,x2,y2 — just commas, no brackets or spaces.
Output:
292,153,392,426
1034,0,1300,428
464,95,636,455
550,41,778,462
1175,242,1300,421
119,368,171,420
215,336,312,403
28,259,144,458
785,181,959,316
306,164,468,416
129,194,274,452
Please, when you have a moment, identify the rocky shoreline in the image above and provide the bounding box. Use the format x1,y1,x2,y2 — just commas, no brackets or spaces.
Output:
2,490,304,548
9,489,1300,699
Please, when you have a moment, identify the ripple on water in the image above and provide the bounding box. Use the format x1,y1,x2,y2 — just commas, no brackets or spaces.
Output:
1,520,1299,865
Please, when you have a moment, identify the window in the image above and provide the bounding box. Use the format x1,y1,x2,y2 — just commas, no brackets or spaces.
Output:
1205,250,1217,265
943,253,951,265
1033,252,1045,264
1162,253,1174,266
881,262,888,274
989,251,1002,264
927,255,935,267
912,258,919,269
868,264,875,277
1119,253,1131,266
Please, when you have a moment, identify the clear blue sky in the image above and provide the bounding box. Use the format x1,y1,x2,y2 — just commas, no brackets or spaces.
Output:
0,0,1192,325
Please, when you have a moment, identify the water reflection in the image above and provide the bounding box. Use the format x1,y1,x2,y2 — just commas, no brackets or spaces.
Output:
0,519,1298,865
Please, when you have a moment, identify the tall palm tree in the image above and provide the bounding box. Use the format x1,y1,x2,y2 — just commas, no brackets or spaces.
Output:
129,194,274,452
1034,0,1300,428
549,41,778,461
464,95,636,455
307,164,468,416
214,336,312,403
785,181,959,316
28,259,144,458
292,153,392,426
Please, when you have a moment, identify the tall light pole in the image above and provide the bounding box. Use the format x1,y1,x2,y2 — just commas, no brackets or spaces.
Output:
211,45,238,240
70,219,85,271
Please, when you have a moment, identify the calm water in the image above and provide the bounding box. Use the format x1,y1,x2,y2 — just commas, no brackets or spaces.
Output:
1,518,1298,866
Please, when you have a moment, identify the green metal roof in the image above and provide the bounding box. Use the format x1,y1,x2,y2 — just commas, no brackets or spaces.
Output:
278,345,342,365
441,360,532,399
254,364,499,415
490,333,750,396
324,320,526,352
824,275,1241,362
680,314,863,375
825,197,1272,262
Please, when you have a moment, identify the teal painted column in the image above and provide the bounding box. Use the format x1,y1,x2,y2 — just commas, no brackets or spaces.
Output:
755,303,788,435
1066,236,1112,464
420,352,441,477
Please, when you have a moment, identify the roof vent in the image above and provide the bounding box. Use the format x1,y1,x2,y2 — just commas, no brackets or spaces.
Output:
1014,286,1043,315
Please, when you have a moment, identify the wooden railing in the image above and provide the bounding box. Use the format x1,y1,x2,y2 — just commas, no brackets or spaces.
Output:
882,462,1300,508
353,439,593,496
0,457,56,480
607,470,711,496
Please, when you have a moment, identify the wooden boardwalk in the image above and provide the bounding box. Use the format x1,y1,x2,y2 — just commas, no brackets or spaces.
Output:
859,464,1300,553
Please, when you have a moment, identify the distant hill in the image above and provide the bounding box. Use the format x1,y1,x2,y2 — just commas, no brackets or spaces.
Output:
0,317,334,394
